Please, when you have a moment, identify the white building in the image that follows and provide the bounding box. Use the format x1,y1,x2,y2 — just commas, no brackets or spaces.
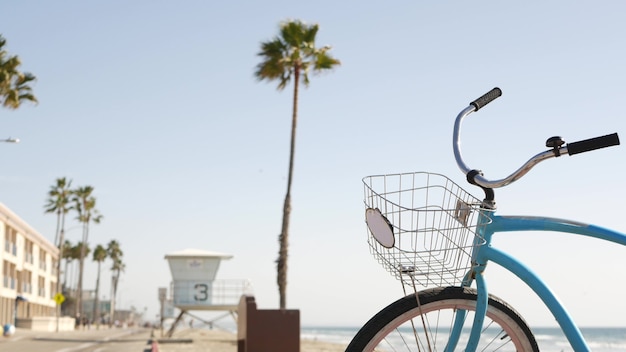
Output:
0,202,59,326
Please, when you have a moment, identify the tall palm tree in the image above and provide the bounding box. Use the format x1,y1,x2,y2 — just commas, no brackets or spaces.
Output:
45,177,73,331
92,244,107,327
107,240,123,326
255,19,340,309
0,35,37,109
72,186,102,318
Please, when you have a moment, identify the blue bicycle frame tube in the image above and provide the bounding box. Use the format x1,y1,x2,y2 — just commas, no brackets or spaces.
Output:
484,245,590,351
472,214,626,351
445,309,465,352
443,272,488,352
466,273,489,351
491,216,626,246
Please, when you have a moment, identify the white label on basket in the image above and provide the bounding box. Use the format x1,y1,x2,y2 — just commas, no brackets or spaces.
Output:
455,199,471,227
365,208,395,248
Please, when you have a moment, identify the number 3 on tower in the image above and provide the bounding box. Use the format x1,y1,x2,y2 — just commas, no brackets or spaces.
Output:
194,283,209,301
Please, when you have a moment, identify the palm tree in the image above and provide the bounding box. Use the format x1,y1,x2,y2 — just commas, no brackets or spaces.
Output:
255,19,340,309
0,35,37,109
59,240,75,315
92,244,107,327
71,242,88,289
64,241,88,317
45,178,73,247
44,177,73,331
60,240,74,292
70,241,91,282
72,186,102,318
107,240,123,326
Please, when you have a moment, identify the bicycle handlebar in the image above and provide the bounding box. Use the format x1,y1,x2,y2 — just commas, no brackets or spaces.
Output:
470,87,502,111
453,88,621,190
566,133,620,155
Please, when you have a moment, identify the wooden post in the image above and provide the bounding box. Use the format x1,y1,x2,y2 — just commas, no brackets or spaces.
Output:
237,295,300,352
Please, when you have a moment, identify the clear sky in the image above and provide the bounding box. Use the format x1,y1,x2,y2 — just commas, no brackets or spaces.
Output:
1,1,625,328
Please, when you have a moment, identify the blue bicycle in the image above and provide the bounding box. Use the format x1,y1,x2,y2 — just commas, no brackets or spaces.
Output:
346,88,623,351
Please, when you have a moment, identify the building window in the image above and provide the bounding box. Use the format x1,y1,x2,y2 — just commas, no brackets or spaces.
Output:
23,270,33,294
51,258,58,276
3,260,16,289
39,249,47,271
25,240,34,264
4,226,17,256
38,276,46,297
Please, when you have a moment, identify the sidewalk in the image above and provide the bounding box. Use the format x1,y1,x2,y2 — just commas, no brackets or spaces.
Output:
3,326,348,352
3,325,141,341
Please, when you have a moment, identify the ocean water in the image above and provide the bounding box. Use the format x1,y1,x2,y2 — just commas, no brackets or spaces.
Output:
301,326,626,351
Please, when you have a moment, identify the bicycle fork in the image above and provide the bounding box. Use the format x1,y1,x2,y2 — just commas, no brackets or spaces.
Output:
444,271,488,352
442,210,492,352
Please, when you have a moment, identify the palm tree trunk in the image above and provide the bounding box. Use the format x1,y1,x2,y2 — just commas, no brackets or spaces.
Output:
93,262,101,328
77,256,83,319
77,223,89,319
55,214,65,332
109,276,114,327
110,272,119,326
277,65,300,310
53,210,61,249
63,259,69,291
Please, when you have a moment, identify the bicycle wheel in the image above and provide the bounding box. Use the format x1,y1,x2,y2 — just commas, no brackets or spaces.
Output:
346,286,538,351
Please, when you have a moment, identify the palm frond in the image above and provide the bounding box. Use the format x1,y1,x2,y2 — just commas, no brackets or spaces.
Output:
255,19,340,91
0,36,37,109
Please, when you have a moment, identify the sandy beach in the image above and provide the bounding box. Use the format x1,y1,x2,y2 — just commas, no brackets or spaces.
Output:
155,328,347,352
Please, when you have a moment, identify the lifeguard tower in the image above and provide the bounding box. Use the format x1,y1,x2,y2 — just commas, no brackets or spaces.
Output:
163,248,252,336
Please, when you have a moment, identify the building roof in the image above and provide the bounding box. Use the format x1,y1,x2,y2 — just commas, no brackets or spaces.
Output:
164,248,233,260
0,202,58,254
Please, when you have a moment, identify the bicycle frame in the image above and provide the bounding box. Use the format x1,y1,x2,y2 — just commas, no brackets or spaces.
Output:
350,89,622,351
456,211,626,351
443,88,623,351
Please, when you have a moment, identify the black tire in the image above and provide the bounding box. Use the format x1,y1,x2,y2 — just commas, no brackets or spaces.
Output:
346,286,538,351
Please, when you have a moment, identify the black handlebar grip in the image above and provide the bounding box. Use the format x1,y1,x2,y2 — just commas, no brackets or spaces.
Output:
567,133,620,155
470,87,502,111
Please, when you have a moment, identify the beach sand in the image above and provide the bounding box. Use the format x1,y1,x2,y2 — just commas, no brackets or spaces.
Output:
156,328,347,352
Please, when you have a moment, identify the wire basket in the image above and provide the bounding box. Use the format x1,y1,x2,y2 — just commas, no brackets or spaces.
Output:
363,172,489,288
